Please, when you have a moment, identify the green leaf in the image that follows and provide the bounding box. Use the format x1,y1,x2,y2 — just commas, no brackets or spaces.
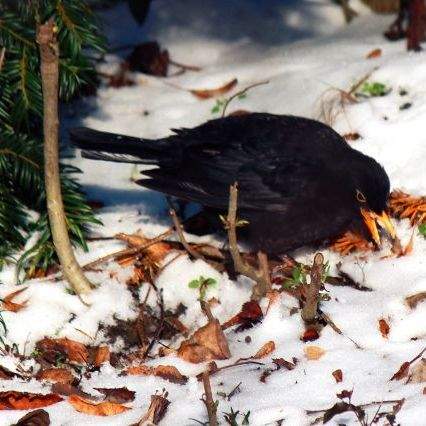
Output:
419,223,426,237
188,278,202,289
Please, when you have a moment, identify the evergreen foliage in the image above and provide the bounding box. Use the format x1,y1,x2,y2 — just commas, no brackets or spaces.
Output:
0,0,105,276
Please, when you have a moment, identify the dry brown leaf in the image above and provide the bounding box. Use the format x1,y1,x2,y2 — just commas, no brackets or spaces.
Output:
94,346,110,367
406,292,426,309
116,233,172,259
252,341,276,359
94,387,136,404
222,300,263,330
127,364,188,385
190,78,238,99
136,392,170,425
36,338,88,365
304,346,325,361
302,328,320,342
331,231,373,255
389,190,426,225
379,318,390,338
366,48,382,59
0,391,62,410
1,287,28,312
15,409,50,425
332,369,343,383
409,359,426,383
177,319,231,363
37,368,74,385
68,394,130,416
391,232,415,258
343,132,361,142
391,361,410,381
265,291,281,315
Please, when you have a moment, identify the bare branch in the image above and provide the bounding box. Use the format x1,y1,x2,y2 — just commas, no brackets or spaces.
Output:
202,371,218,426
301,253,324,324
221,80,269,117
37,19,92,296
170,209,205,260
227,183,271,300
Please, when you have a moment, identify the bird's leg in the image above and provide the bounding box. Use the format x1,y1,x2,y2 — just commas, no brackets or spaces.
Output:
226,183,271,300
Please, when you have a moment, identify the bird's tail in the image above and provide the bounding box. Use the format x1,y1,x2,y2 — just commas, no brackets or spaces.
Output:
70,127,170,164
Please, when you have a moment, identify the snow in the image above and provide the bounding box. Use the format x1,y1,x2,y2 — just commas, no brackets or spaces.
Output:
1,0,426,424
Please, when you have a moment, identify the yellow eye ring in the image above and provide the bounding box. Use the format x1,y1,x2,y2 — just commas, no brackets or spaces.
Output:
356,189,367,203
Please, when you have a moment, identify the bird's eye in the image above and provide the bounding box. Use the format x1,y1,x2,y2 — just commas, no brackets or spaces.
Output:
356,189,366,203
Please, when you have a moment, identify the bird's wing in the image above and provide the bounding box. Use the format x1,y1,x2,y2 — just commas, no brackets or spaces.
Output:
139,151,348,214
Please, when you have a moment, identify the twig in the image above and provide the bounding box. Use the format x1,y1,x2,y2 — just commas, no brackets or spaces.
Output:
301,253,324,324
202,371,218,426
82,227,175,271
227,183,271,300
37,19,92,296
169,59,201,72
200,300,215,323
221,80,269,117
170,209,204,260
0,47,5,72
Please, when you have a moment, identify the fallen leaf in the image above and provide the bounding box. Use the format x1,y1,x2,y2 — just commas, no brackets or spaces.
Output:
389,190,426,225
127,364,188,385
36,338,88,365
343,132,361,142
390,361,410,381
391,232,415,257
222,300,263,330
304,345,325,361
273,358,296,370
127,41,169,77
331,231,373,255
323,402,365,424
409,359,426,383
0,391,62,410
178,319,231,363
68,394,130,416
94,346,110,367
135,392,170,425
252,341,275,359
50,383,91,399
1,287,28,312
390,348,426,381
406,291,426,309
37,368,74,385
379,318,390,338
191,78,238,100
332,369,343,383
94,387,136,404
337,389,353,400
302,328,320,342
15,409,50,425
366,48,382,59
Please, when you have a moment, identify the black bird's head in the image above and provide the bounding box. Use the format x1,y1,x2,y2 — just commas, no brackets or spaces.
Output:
350,154,395,246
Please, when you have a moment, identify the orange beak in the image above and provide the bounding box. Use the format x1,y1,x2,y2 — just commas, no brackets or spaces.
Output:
360,208,396,247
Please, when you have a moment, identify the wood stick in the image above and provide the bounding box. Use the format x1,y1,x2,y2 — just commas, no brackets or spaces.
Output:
202,371,218,426
301,253,324,323
227,183,271,300
37,19,92,296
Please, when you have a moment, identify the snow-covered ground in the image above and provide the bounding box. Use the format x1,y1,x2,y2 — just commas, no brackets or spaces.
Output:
1,1,426,424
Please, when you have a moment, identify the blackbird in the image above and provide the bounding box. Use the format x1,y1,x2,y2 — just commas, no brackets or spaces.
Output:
70,113,395,254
